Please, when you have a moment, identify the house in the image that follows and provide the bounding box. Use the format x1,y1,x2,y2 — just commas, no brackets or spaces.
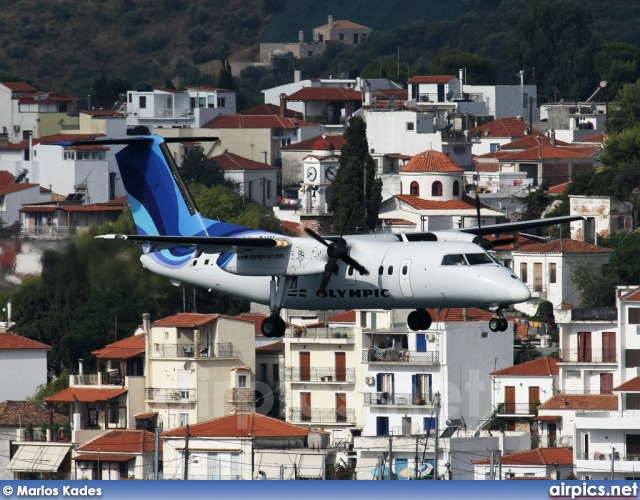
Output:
0,333,50,401
490,357,559,437
511,239,614,316
0,82,80,142
0,182,52,227
73,429,159,480
161,412,334,480
212,151,279,206
473,447,573,480
470,118,540,157
255,341,285,418
125,86,236,132
285,86,363,128
313,16,371,46
537,101,607,143
569,195,637,243
1,401,66,480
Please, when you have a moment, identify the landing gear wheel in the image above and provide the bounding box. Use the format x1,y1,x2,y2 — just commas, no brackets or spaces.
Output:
498,318,509,332
407,310,432,331
261,317,277,338
275,317,286,337
489,318,501,332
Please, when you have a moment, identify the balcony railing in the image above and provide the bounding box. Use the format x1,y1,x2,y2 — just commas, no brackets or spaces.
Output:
285,367,355,383
286,329,354,340
230,388,254,403
557,349,617,363
496,402,537,415
364,392,433,406
152,342,238,359
542,435,573,448
362,349,439,364
289,407,355,424
146,388,196,402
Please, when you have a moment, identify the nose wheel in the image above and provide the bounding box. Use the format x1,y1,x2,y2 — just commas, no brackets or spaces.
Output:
407,309,432,331
489,317,509,332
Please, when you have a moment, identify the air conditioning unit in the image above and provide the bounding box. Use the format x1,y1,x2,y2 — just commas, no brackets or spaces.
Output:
365,376,375,385
426,333,435,341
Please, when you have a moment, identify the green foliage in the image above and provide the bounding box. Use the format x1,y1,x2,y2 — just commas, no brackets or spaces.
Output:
608,82,640,134
593,42,640,101
327,459,356,480
188,26,210,49
328,116,382,234
134,32,169,54
180,146,227,188
599,232,640,285
569,259,619,308
218,59,234,90
518,185,551,221
431,49,495,85
29,369,70,413
514,337,541,364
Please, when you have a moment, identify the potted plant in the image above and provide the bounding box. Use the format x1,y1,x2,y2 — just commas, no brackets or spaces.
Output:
39,422,49,441
62,421,72,442
25,422,34,441
51,422,61,442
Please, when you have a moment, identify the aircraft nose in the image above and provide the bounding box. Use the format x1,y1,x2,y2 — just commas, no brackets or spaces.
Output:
510,279,531,303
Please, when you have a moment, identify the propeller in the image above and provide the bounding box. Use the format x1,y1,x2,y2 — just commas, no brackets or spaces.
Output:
304,210,369,298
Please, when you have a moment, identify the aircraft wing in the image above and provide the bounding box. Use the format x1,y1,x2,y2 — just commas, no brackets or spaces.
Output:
96,234,290,253
457,215,585,236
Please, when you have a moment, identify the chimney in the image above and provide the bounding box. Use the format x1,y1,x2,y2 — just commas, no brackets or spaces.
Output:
279,93,287,117
298,30,304,43
550,129,556,147
458,68,464,91
78,359,84,375
294,70,302,83
328,15,333,27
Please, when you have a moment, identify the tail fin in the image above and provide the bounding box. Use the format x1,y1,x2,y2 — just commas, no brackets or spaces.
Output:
63,135,248,238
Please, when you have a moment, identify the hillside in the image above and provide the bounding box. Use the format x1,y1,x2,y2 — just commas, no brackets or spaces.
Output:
0,0,638,104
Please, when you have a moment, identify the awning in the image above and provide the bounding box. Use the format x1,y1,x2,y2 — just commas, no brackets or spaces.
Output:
45,387,127,403
73,454,135,462
9,444,72,472
532,415,562,421
253,451,325,480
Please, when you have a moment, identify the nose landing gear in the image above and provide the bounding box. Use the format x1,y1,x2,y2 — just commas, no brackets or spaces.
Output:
489,307,509,332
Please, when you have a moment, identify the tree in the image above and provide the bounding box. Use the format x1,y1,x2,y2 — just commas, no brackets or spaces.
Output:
180,146,226,188
218,58,234,90
518,184,551,221
570,259,619,307
431,49,495,85
607,81,640,133
593,42,640,101
328,116,382,233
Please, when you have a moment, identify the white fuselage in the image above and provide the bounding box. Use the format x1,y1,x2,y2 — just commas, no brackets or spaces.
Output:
140,235,531,311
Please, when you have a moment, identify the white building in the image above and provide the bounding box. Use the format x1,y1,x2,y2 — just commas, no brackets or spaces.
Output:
212,151,279,207
569,195,636,243
0,333,50,401
473,447,573,480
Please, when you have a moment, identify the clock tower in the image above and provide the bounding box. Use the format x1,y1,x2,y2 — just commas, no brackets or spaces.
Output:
299,136,339,215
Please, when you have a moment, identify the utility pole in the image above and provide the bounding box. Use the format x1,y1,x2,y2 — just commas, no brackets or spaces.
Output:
433,392,440,480
388,437,393,480
611,447,616,480
377,455,384,480
183,417,190,480
497,449,502,480
489,450,495,480
154,427,160,480
322,454,326,480
415,435,420,479
280,465,285,480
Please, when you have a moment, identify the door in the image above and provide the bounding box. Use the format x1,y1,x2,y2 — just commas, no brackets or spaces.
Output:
335,393,347,422
600,373,613,394
547,423,557,447
377,373,394,404
505,386,515,414
583,433,590,460
416,334,427,353
533,263,542,291
335,352,346,382
603,332,616,362
529,386,540,414
300,352,310,381
300,392,311,421
578,332,592,362
399,259,413,297
178,369,190,400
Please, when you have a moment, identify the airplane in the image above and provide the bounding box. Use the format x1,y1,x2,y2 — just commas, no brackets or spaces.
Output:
59,135,584,338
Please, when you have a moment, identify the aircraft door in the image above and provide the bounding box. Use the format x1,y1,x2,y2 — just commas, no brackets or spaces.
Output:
399,259,413,297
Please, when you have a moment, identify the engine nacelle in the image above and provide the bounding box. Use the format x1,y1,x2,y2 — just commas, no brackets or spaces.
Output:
217,240,327,276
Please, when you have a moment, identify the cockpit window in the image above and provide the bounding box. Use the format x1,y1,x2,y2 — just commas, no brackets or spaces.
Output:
465,253,494,265
442,254,467,266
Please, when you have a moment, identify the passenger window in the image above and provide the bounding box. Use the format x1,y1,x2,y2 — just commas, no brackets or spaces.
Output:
388,266,393,275
442,254,466,266
378,266,384,276
192,260,198,266
204,259,209,265
348,267,354,276
402,266,408,275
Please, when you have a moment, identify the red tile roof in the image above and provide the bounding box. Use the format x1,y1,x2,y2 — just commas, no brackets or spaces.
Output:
0,183,40,196
514,239,614,254
500,146,593,161
401,150,464,173
473,447,572,466
491,356,559,376
0,333,50,350
395,194,479,212
326,310,356,323
91,333,145,360
213,152,277,171
577,132,607,143
532,415,561,421
188,86,232,92
73,454,135,462
19,206,57,213
374,89,408,101
134,412,158,419
18,92,78,104
0,171,15,184
316,20,369,30
2,82,38,92
239,104,303,120
79,430,158,453
45,387,127,403
548,182,569,195
81,110,124,117
619,287,640,302
539,394,618,411
59,204,123,213
469,118,533,139
152,313,220,328
204,115,316,130
281,134,346,151
256,340,284,354
286,87,362,102
427,308,495,322
232,312,269,335
408,76,456,84
162,412,310,438
379,218,416,226
0,401,66,427
613,377,640,392
499,135,570,150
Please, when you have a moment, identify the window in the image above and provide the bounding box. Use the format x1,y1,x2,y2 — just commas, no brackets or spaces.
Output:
272,364,279,381
378,266,384,276
489,143,500,152
406,122,414,131
198,97,206,108
549,263,557,283
424,417,436,434
388,266,393,275
520,262,528,283
566,370,581,379
376,416,389,436
432,181,443,196
410,181,419,196
454,146,466,154
453,180,460,197
139,96,146,108
465,253,493,265
179,412,189,427
318,34,324,42
629,308,640,324
260,363,268,381
339,33,345,40
217,97,226,108
626,349,640,368
442,254,466,266
238,374,247,388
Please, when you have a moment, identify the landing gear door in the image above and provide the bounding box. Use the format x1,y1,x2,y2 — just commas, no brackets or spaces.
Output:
399,259,413,297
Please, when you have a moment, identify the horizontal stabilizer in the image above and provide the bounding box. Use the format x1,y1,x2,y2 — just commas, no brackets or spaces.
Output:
96,234,290,253
54,136,218,147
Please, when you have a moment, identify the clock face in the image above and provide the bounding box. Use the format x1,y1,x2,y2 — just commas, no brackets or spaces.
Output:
307,166,317,181
325,165,337,181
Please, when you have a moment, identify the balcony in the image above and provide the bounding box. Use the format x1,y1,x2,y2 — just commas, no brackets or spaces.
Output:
286,328,354,342
285,367,355,383
289,407,355,424
146,388,196,403
362,349,439,364
152,342,238,359
557,349,617,364
542,435,573,448
496,402,537,416
230,388,254,403
364,392,433,406
529,286,547,299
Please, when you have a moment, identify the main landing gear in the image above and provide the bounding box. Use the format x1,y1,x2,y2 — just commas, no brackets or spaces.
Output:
489,307,509,332
261,276,294,338
407,309,432,331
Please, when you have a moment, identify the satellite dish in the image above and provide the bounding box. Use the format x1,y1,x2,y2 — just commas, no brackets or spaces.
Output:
559,98,565,105
600,81,608,88
184,361,192,371
19,168,28,175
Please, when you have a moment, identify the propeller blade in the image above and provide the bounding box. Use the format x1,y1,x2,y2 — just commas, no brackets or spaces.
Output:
317,259,338,297
304,227,330,248
341,254,370,276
